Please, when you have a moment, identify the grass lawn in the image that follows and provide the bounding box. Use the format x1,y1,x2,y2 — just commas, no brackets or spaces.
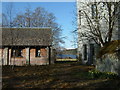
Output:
2,62,120,89
56,59,77,61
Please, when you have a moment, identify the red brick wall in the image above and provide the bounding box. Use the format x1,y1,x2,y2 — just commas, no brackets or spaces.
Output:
0,49,3,64
0,49,3,58
1,47,49,66
10,48,26,66
41,48,47,57
30,48,48,65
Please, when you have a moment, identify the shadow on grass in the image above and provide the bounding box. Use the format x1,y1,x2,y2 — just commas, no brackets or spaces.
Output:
77,79,120,90
2,63,119,89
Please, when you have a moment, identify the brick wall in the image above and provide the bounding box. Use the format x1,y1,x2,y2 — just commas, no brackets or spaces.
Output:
0,49,3,65
10,48,26,66
1,47,49,66
30,48,48,65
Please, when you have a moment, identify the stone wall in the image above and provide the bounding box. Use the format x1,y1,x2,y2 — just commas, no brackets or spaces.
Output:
96,54,120,75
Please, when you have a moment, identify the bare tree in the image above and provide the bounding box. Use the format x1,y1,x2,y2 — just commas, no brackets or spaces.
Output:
12,6,64,48
77,2,120,47
13,14,26,27
2,3,64,49
2,13,8,27
71,3,78,49
3,2,14,27
25,6,32,27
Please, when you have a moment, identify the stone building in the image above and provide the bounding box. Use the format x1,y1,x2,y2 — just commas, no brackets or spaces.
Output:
76,0,120,74
76,0,119,64
0,27,54,66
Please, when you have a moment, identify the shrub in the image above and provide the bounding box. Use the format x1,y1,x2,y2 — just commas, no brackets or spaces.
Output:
88,69,119,79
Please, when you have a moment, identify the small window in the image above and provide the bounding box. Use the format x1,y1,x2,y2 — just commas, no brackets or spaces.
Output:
91,4,97,19
90,44,94,56
11,48,23,57
83,44,87,60
36,48,41,57
79,10,81,25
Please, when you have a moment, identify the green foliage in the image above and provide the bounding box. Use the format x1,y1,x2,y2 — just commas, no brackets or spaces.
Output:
88,69,119,79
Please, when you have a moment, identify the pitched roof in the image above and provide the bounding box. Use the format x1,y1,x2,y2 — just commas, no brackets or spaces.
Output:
1,27,52,46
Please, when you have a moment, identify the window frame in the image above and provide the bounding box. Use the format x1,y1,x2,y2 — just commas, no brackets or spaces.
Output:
83,44,87,60
11,48,23,58
36,48,41,57
91,4,97,19
79,10,81,25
